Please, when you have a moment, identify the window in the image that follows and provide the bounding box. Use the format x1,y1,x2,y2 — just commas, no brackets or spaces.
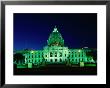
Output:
50,59,52,62
81,59,83,61
60,59,62,62
32,54,33,58
55,59,57,62
87,58,89,61
55,52,57,57
50,52,53,57
76,59,78,62
59,52,62,57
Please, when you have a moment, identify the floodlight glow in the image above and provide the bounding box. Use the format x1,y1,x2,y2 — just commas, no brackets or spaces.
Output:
14,26,97,68
78,50,81,52
31,51,34,53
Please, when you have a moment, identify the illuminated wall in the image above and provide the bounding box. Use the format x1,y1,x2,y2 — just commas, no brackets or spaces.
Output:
14,26,96,68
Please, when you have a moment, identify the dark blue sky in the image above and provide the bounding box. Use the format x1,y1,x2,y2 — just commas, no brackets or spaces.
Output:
14,13,97,50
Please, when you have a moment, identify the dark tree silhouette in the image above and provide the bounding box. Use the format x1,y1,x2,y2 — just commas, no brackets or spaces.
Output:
14,53,25,64
86,49,97,61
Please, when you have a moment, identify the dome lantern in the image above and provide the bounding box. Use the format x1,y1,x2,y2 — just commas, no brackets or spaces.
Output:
47,26,64,47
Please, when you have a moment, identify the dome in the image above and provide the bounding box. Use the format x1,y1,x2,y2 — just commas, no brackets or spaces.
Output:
47,26,64,47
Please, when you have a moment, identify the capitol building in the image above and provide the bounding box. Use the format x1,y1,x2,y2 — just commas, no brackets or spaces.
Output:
14,26,96,68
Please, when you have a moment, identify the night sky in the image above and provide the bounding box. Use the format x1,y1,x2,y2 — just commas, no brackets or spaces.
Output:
14,13,97,50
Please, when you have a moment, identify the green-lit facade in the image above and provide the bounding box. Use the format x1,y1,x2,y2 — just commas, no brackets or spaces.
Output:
14,27,96,68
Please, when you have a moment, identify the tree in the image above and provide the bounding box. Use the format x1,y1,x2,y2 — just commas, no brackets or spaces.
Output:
86,49,97,62
14,53,25,64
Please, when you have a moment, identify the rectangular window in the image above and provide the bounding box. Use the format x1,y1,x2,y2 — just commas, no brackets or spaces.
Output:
55,59,57,62
50,59,52,62
50,52,52,57
59,52,62,57
75,54,76,57
55,52,57,57
76,59,78,62
60,59,62,62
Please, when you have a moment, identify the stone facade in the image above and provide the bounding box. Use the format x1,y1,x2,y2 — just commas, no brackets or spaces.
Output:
14,26,96,68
